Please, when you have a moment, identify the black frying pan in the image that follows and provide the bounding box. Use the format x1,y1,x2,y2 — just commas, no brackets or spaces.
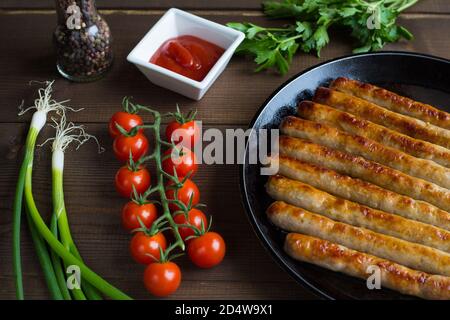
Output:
240,51,450,300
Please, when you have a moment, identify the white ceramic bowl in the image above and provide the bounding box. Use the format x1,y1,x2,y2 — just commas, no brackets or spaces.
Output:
127,8,245,100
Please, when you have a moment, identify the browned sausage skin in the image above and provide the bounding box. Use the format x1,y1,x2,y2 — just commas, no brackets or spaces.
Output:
313,87,450,149
280,115,450,188
272,155,450,230
278,135,450,212
266,175,450,253
297,101,450,167
331,77,450,130
284,233,450,300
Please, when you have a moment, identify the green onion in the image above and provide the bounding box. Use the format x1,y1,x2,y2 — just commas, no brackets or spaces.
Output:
48,114,103,300
13,81,69,299
14,81,131,300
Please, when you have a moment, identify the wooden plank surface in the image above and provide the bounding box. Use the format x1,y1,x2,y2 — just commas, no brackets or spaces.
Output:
0,2,449,300
1,12,449,125
1,0,449,13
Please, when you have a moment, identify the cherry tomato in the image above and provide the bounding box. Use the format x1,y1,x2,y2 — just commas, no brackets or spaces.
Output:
143,261,181,297
165,120,200,149
115,166,151,198
122,201,158,231
109,111,143,138
113,132,149,162
187,232,225,268
162,147,197,178
130,232,167,265
173,208,207,241
165,178,200,211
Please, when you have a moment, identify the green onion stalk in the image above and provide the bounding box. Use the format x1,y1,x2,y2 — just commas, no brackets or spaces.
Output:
43,113,103,300
13,81,70,299
24,162,131,299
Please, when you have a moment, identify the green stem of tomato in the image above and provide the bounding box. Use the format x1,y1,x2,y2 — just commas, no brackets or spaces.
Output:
138,108,186,255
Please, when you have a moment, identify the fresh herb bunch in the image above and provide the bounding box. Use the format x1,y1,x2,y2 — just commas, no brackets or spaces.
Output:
227,0,418,74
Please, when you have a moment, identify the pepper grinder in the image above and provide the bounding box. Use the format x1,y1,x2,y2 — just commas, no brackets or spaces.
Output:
53,0,114,82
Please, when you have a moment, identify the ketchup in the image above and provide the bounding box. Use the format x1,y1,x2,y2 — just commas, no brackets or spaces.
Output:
150,35,225,82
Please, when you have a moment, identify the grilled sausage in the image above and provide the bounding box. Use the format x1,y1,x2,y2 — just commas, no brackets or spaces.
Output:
268,201,450,277
331,77,450,130
297,101,450,167
280,116,450,188
266,175,450,252
284,233,450,300
313,87,450,149
272,155,450,230
279,135,450,211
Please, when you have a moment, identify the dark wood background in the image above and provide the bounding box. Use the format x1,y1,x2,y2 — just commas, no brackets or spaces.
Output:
0,0,449,300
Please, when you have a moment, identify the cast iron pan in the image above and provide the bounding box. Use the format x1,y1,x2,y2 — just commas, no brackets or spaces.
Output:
240,52,450,300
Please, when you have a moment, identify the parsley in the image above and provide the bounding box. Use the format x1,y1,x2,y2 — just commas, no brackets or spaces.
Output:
227,0,418,74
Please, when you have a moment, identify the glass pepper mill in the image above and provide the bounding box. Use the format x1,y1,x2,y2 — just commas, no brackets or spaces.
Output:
53,0,113,82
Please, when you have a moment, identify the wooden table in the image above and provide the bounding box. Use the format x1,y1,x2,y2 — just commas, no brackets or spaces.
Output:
0,1,449,300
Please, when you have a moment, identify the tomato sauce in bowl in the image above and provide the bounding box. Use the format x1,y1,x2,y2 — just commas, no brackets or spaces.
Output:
150,35,225,82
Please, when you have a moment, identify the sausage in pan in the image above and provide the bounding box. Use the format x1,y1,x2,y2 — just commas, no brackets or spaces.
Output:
284,233,450,300
272,155,450,230
297,100,450,167
279,135,450,212
331,77,450,130
280,115,450,189
313,87,450,149
266,175,450,253
268,201,450,277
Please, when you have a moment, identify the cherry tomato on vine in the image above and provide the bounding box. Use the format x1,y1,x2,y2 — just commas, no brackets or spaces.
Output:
143,261,181,297
165,120,200,149
162,147,197,178
165,178,200,211
130,232,167,265
109,111,143,138
113,132,149,162
173,208,207,241
115,166,151,198
122,201,158,231
187,232,225,268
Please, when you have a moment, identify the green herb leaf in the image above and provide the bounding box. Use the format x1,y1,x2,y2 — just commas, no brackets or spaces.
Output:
228,0,418,74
